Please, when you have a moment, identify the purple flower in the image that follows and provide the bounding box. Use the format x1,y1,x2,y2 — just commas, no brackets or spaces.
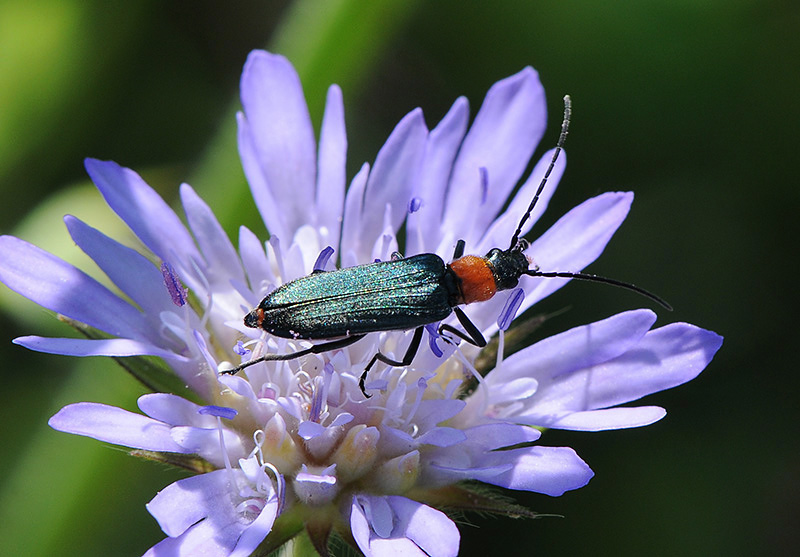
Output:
0,50,722,556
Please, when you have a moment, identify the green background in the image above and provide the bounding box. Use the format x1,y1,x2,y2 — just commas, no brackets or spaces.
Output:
1,1,797,555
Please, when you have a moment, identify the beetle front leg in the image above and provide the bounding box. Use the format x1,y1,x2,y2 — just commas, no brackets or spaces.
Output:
452,239,466,260
437,307,487,347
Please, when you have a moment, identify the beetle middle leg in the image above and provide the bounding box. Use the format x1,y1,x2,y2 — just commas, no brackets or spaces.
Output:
359,326,425,397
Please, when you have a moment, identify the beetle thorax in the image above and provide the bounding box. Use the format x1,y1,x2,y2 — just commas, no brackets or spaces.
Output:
448,256,496,305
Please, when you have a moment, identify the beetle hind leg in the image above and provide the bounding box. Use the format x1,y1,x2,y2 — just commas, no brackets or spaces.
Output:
222,334,365,375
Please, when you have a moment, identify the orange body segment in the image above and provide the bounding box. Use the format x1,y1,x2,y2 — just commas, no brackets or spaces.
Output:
449,256,497,304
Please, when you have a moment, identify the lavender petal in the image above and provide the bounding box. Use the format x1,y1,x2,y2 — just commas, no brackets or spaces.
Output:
14,336,188,361
475,147,566,255
407,96,469,256
492,309,657,386
237,112,289,242
0,235,150,339
563,323,723,410
316,84,347,252
356,109,427,261
240,50,317,237
534,406,668,431
500,317,722,427
475,191,636,337
442,67,546,246
340,163,370,265
523,191,634,307
180,184,245,284
64,216,174,317
387,496,459,557
463,422,542,450
84,159,201,287
138,393,214,426
238,225,275,298
49,402,188,453
351,495,459,557
480,445,594,496
228,494,278,557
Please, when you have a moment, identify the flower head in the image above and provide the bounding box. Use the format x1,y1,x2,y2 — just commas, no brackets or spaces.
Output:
0,50,722,556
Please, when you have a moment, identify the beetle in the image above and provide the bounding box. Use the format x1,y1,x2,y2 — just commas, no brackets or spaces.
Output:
223,96,670,395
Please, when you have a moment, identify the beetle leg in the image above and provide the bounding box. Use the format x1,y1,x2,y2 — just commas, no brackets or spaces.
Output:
452,239,466,260
222,334,365,375
306,334,365,354
437,307,487,347
359,326,424,397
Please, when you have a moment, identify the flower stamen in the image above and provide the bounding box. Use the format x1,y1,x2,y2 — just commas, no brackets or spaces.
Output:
198,405,238,484
160,261,188,307
313,246,335,272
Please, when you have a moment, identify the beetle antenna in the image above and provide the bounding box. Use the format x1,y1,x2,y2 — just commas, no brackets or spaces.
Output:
509,94,572,250
524,269,673,311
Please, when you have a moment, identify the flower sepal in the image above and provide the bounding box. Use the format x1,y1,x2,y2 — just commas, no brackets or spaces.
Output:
412,483,553,520
248,504,306,557
304,511,337,557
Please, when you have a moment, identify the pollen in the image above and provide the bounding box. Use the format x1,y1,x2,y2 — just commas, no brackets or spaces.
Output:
450,256,497,304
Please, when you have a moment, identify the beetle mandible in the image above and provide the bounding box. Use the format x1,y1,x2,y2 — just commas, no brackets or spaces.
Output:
223,96,670,396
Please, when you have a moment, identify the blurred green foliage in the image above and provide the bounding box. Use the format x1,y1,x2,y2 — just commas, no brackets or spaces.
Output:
1,0,797,555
